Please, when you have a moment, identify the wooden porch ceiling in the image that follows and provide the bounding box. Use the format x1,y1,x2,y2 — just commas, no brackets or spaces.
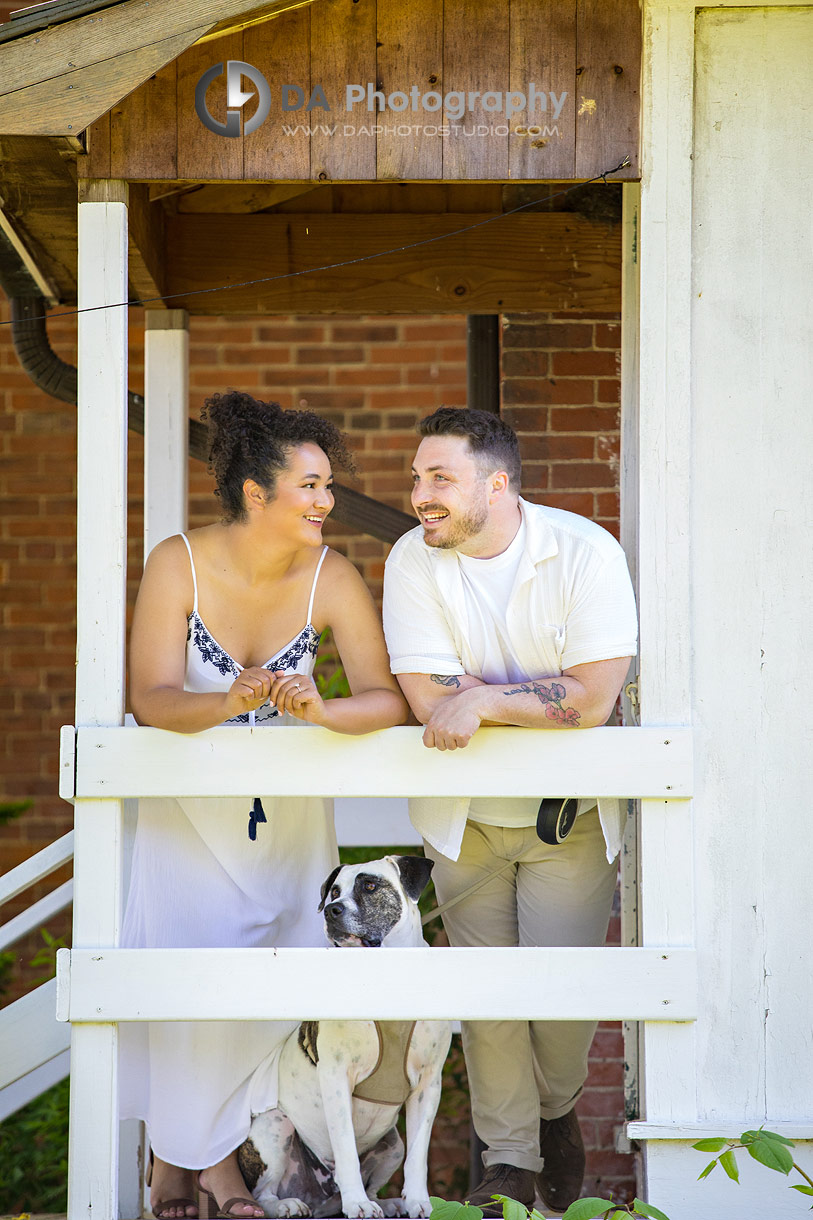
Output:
0,169,622,311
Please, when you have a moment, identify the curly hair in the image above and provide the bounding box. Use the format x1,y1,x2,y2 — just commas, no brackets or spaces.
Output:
201,391,355,522
417,407,522,491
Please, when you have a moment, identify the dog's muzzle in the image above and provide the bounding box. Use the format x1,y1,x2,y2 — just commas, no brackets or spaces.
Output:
324,901,382,948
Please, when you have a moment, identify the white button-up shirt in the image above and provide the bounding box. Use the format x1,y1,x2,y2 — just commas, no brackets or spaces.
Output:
383,498,639,861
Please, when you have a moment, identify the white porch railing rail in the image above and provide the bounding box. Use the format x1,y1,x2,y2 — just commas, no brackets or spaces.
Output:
0,831,74,1120
58,721,695,1027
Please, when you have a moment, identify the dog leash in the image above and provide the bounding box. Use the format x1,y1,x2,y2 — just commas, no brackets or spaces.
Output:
420,858,518,927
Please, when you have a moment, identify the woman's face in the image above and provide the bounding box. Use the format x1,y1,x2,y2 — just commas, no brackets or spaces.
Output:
262,442,335,544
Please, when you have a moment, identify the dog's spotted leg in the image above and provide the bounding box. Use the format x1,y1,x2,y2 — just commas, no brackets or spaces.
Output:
242,1112,312,1219
360,1127,404,1204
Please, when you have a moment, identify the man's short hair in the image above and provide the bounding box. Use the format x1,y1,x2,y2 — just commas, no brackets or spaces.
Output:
417,407,522,491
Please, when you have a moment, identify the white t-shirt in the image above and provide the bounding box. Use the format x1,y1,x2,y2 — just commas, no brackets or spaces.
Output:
383,498,639,857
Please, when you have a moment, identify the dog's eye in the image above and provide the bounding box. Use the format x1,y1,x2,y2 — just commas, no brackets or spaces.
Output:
364,881,377,892
330,886,340,900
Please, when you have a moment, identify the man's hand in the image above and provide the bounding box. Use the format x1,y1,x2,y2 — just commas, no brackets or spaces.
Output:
421,686,485,751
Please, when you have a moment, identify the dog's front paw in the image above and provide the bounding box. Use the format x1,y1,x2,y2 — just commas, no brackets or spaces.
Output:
274,1200,312,1219
402,1196,432,1218
341,1196,384,1219
379,1200,406,1218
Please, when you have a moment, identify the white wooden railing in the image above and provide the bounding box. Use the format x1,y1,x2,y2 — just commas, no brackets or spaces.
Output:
0,831,74,1120
58,722,694,1025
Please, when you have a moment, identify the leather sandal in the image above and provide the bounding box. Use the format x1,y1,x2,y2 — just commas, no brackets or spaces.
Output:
146,1150,199,1220
198,1180,264,1219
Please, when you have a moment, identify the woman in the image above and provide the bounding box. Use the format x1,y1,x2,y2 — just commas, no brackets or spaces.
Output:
122,392,408,1220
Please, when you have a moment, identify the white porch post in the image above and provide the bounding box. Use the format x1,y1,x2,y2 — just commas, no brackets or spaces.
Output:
70,178,129,1220
144,310,189,560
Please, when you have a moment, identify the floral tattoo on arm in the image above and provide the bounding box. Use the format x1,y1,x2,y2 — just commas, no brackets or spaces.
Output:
503,680,581,726
430,674,461,688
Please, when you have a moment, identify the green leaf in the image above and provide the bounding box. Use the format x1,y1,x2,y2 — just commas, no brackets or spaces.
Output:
431,1200,483,1220
691,1138,728,1153
608,1211,628,1219
697,1158,718,1180
561,1200,617,1220
747,1137,794,1175
719,1150,739,1182
633,1199,673,1220
530,1210,548,1220
791,1185,813,1196
491,1196,528,1220
760,1129,796,1147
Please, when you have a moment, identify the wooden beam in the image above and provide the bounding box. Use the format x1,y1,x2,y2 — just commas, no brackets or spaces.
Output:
166,212,621,314
0,0,315,137
126,182,167,305
176,183,323,213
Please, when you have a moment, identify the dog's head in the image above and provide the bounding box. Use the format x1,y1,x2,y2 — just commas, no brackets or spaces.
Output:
318,855,434,948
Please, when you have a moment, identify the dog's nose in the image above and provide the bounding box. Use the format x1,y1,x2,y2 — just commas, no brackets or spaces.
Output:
325,901,344,918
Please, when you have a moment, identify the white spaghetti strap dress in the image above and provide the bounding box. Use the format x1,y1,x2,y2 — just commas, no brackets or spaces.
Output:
120,537,338,1169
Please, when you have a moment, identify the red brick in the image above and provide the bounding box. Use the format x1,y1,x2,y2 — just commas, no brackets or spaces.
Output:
331,324,399,342
502,321,593,349
541,491,595,515
502,407,550,431
370,344,438,365
552,350,620,377
550,406,620,431
297,345,365,364
401,322,465,341
551,463,615,490
502,349,550,377
503,378,595,406
335,367,402,386
597,379,621,403
595,323,621,348
519,435,594,461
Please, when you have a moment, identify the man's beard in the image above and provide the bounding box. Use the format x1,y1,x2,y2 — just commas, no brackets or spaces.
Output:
421,498,489,549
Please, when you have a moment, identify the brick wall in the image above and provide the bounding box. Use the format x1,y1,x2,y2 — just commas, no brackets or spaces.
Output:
0,299,633,1200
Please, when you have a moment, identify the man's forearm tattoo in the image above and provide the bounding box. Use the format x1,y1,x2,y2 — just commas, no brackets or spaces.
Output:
503,680,581,726
431,674,461,688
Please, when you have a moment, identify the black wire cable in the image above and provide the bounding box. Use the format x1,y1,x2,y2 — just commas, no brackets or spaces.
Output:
0,156,630,326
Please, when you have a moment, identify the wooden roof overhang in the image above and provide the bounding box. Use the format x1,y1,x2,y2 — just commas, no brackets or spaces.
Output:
0,0,639,313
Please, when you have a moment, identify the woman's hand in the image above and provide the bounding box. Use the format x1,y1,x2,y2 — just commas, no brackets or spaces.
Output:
222,666,275,720
268,671,327,724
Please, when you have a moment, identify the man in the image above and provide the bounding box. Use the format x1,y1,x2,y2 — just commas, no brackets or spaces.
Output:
382,408,637,1214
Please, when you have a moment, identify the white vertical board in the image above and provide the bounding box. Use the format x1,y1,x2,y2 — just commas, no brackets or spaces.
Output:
73,182,129,1220
144,310,189,560
637,0,697,1135
692,6,813,1126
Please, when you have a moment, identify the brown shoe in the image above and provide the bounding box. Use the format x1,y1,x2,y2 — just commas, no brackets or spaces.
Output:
535,1108,586,1212
468,1163,535,1217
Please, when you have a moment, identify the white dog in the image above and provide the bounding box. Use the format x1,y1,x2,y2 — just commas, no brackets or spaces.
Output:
239,856,452,1220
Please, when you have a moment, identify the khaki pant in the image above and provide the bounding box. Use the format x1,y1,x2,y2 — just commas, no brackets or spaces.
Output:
424,810,617,1172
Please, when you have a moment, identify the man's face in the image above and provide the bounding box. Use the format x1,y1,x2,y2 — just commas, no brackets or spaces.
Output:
410,435,491,551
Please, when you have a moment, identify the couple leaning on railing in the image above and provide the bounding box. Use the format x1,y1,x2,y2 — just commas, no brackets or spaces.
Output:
125,394,637,1220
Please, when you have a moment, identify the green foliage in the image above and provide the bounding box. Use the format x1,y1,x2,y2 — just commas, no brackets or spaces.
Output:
0,1077,69,1215
314,629,351,699
691,1128,813,1208
0,924,71,1213
0,798,32,825
430,1199,485,1220
29,926,69,985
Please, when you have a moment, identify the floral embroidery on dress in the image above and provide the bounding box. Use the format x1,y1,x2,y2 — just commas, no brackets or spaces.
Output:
269,624,320,671
187,613,241,678
187,617,320,725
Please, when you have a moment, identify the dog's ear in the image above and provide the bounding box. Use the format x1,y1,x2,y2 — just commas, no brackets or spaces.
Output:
318,865,342,911
391,854,434,903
